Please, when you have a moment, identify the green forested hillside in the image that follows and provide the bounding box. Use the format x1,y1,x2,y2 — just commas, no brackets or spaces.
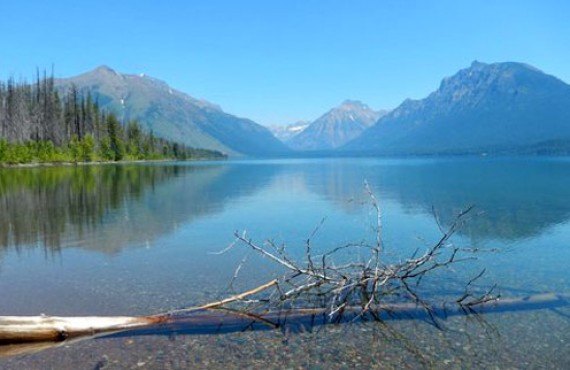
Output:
56,66,289,156
0,72,225,164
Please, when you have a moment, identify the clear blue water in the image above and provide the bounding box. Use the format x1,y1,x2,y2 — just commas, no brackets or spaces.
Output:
0,158,569,368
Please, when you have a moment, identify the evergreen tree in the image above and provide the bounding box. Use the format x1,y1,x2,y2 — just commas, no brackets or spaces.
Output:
106,114,124,161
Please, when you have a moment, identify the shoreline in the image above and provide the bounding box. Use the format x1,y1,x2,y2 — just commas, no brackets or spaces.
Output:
0,158,225,169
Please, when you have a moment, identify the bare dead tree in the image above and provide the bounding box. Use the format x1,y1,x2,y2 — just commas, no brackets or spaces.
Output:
217,183,500,327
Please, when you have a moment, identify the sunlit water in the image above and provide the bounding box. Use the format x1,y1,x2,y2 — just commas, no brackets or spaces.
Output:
0,158,569,368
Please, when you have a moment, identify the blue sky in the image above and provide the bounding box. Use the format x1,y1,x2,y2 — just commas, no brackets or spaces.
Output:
1,0,569,126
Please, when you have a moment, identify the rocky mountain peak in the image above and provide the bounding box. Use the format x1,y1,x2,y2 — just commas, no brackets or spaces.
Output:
55,66,289,156
286,100,388,150
343,61,570,155
92,65,121,76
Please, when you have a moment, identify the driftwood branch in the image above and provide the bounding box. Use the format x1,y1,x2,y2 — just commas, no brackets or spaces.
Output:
1,185,567,358
1,292,568,358
218,191,491,327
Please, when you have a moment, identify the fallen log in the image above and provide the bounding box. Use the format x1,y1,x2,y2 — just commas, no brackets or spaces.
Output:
110,292,570,338
0,290,568,358
0,315,165,345
0,279,279,346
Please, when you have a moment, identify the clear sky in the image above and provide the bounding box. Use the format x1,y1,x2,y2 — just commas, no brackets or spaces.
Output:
1,0,569,126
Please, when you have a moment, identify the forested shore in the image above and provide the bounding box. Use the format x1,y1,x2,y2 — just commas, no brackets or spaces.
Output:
0,71,225,165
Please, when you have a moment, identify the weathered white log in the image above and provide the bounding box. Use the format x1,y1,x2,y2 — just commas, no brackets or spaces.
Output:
0,288,567,358
0,315,163,344
0,279,278,349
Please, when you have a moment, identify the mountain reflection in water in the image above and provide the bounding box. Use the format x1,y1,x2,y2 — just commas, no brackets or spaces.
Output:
0,158,569,257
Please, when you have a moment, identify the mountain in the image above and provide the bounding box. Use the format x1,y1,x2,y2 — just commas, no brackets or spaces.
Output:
287,100,387,150
56,66,289,156
344,61,570,154
269,121,310,142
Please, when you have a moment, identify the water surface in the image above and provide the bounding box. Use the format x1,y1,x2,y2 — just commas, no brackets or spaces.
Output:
0,158,569,368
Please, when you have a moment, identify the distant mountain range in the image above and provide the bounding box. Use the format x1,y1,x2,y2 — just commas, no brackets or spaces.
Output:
285,100,387,151
344,61,570,155
56,61,570,157
55,66,289,156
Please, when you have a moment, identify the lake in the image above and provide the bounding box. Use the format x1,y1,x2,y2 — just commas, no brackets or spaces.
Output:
0,158,569,368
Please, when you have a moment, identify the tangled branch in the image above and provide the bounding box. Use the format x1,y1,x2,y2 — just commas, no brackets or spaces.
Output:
219,184,499,327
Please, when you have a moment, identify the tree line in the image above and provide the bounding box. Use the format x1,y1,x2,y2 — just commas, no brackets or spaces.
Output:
0,70,225,164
